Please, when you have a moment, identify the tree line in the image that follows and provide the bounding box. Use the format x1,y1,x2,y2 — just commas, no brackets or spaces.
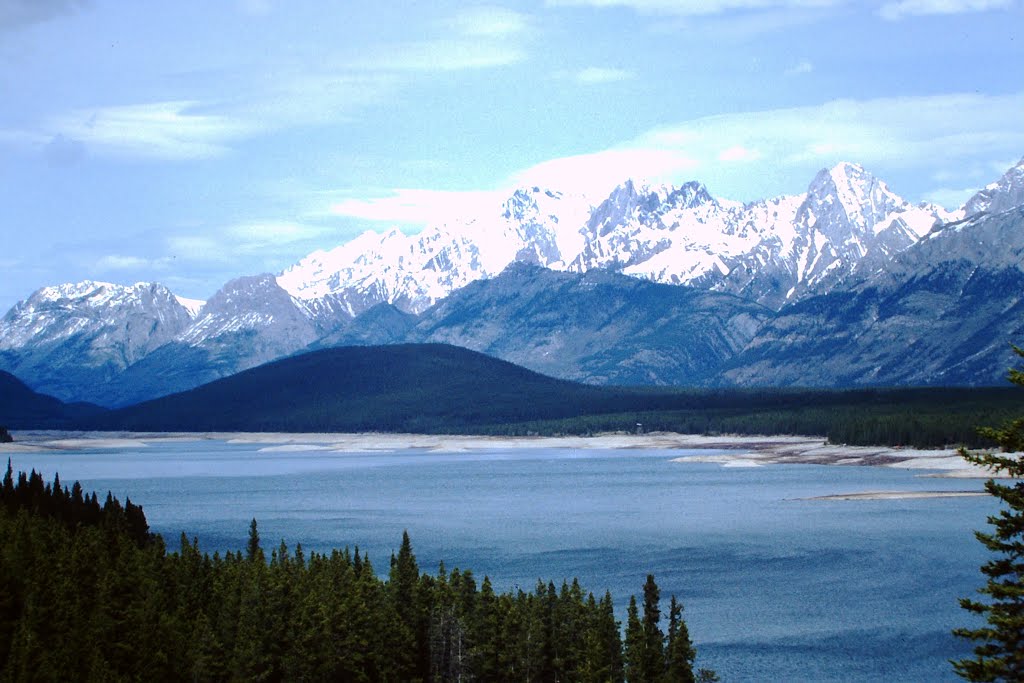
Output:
0,462,715,682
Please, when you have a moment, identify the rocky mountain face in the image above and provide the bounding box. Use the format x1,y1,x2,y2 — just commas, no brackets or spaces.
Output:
407,263,769,385
964,156,1024,216
1,157,1022,405
0,281,196,403
722,206,1024,386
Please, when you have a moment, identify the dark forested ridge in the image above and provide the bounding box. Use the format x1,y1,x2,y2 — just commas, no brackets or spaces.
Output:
0,463,714,682
83,344,1021,448
3,344,1021,448
0,370,106,429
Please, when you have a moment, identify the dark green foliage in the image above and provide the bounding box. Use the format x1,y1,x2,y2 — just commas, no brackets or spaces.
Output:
954,346,1024,681
73,343,1022,449
0,466,712,681
0,428,10,444
0,370,106,429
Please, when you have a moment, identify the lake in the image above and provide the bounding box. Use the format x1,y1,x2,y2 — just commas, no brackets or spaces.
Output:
6,436,996,682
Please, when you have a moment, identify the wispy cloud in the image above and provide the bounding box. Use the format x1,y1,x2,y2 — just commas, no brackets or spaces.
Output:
445,6,530,36
511,149,698,199
569,67,636,84
330,189,505,225
356,6,531,72
545,0,846,16
225,221,331,251
95,254,152,271
6,6,532,162
878,0,1013,20
507,91,1024,200
785,60,814,76
0,0,88,31
921,186,979,209
47,101,256,161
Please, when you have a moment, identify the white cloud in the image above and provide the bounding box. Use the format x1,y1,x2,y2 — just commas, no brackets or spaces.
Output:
96,254,151,271
878,0,1013,20
510,149,698,199
0,0,88,31
718,145,760,162
545,0,845,16
330,189,505,225
785,60,814,76
362,40,525,72
921,186,979,209
48,101,255,161
354,7,532,72
496,91,1024,201
236,0,272,16
634,92,1024,169
446,6,530,36
572,67,635,84
225,221,330,250
166,236,230,262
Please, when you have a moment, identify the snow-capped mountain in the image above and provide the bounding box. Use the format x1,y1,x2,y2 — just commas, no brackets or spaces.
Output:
1,157,1021,405
964,156,1024,216
0,281,195,359
566,163,956,308
276,187,591,317
0,281,197,402
272,162,956,316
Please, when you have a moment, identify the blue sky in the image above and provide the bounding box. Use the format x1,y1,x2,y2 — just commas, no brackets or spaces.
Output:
1,0,1022,311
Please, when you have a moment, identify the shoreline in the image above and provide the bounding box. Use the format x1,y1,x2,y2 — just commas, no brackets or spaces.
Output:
1,429,1003,478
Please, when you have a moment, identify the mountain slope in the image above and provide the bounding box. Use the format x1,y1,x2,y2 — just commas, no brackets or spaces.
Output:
407,264,770,385
721,206,1024,386
95,344,627,432
0,281,196,403
0,370,106,429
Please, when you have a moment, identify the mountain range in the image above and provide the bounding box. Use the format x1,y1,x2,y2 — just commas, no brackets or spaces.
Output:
2,157,1022,407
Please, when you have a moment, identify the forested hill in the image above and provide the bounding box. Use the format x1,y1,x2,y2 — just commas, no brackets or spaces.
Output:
92,343,636,433
0,370,106,429
76,343,1021,447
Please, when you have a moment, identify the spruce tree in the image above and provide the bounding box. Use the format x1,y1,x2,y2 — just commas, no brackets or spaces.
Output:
641,574,665,682
245,518,263,563
665,595,696,683
624,595,644,682
954,346,1024,681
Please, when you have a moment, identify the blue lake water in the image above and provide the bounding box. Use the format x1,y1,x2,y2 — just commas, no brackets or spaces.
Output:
7,438,997,682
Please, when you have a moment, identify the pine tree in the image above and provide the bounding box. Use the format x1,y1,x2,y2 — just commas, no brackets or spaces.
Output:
665,595,696,683
246,517,263,563
954,345,1024,681
640,574,665,682
624,595,644,682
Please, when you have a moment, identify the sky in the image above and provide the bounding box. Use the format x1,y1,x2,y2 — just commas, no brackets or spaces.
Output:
1,0,1022,312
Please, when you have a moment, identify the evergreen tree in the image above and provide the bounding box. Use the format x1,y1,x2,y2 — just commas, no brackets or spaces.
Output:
665,595,696,683
624,595,644,682
245,517,263,563
954,346,1024,681
640,574,665,682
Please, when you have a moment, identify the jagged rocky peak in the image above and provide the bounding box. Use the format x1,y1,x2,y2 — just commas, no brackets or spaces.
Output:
964,156,1024,216
664,181,715,210
202,273,296,314
798,161,918,241
586,178,712,237
502,186,564,220
0,279,197,379
0,280,195,348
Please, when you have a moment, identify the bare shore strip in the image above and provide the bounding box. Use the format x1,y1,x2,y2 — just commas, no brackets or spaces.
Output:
2,430,1003,479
